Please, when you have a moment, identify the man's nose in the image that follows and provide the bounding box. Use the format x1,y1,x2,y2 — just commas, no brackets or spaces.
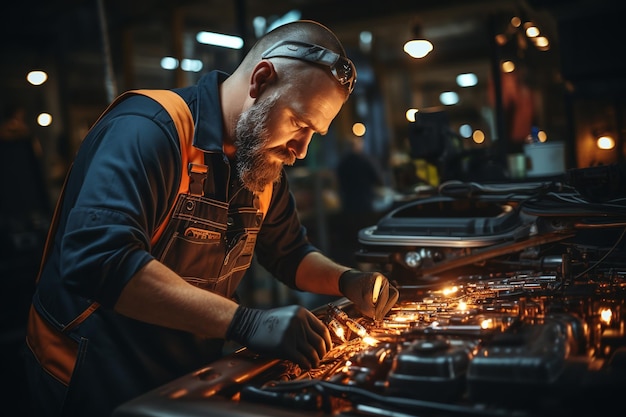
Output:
288,132,314,159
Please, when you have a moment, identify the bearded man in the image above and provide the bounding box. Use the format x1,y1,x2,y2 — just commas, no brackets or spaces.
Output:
23,20,397,417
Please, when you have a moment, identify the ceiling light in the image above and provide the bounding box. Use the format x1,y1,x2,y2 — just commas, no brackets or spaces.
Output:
196,31,244,49
597,135,615,150
160,57,178,70
27,70,47,86
37,113,52,127
456,73,478,87
403,39,433,58
160,57,203,72
180,59,203,72
439,91,459,106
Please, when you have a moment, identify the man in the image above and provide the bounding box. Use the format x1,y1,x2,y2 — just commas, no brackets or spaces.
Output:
23,20,398,417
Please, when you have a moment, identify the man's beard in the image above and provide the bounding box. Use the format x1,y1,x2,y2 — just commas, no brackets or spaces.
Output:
234,93,296,193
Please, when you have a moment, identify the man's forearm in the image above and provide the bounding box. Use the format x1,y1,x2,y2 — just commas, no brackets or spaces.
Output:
114,259,239,338
294,251,351,295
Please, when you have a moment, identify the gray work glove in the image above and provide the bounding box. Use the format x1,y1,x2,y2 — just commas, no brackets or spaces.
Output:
225,305,332,370
339,270,398,321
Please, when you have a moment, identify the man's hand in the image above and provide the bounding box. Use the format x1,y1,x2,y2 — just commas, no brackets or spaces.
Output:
225,305,332,370
339,270,398,320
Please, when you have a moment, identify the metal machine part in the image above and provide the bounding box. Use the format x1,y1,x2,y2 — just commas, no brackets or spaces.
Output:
113,166,626,417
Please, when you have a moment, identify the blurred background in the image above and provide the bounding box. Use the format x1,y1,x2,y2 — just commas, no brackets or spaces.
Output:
1,0,626,329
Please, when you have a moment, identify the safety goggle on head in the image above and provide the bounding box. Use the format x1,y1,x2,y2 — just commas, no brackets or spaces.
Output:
261,40,357,94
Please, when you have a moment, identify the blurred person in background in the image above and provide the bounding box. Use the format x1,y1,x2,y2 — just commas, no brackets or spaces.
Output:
335,135,385,264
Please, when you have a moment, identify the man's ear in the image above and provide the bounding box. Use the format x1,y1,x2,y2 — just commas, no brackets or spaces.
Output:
249,60,276,99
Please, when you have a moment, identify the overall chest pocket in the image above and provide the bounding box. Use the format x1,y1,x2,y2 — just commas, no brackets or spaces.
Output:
153,194,262,295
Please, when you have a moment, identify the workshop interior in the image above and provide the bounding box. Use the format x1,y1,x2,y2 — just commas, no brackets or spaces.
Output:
2,1,626,416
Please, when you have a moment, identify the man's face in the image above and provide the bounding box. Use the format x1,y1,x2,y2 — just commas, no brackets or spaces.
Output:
234,66,346,193
234,92,295,193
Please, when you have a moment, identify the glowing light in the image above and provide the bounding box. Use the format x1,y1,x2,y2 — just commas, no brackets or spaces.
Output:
403,39,433,58
442,286,459,296
181,59,203,72
534,36,550,50
600,308,612,325
537,130,547,142
501,60,515,73
362,336,379,346
456,73,478,87
459,124,473,138
472,129,485,144
406,108,418,122
480,318,493,329
458,301,467,311
169,388,189,399
160,57,178,70
37,113,52,127
27,70,48,86
196,31,244,49
352,122,366,136
439,91,459,106
525,26,540,38
597,135,615,150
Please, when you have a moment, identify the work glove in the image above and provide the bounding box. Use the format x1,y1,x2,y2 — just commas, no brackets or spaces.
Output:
339,270,398,321
225,304,332,370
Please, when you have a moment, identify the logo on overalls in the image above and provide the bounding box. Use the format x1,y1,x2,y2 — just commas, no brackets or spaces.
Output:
184,227,220,240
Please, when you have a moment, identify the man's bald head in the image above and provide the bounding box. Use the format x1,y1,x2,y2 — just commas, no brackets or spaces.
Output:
235,20,353,100
243,20,347,68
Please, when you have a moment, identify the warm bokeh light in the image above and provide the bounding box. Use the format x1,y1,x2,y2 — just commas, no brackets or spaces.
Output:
525,26,540,37
597,135,615,150
352,122,366,136
600,308,612,325
501,60,515,73
406,108,418,122
442,286,458,296
534,36,550,50
537,130,547,142
472,129,485,144
362,336,378,346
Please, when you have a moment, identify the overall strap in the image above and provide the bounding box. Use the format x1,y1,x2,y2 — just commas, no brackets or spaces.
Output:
37,90,198,283
35,90,197,331
128,89,201,245
27,90,199,386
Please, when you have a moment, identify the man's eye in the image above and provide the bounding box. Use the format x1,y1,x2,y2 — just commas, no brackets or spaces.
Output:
293,121,306,130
